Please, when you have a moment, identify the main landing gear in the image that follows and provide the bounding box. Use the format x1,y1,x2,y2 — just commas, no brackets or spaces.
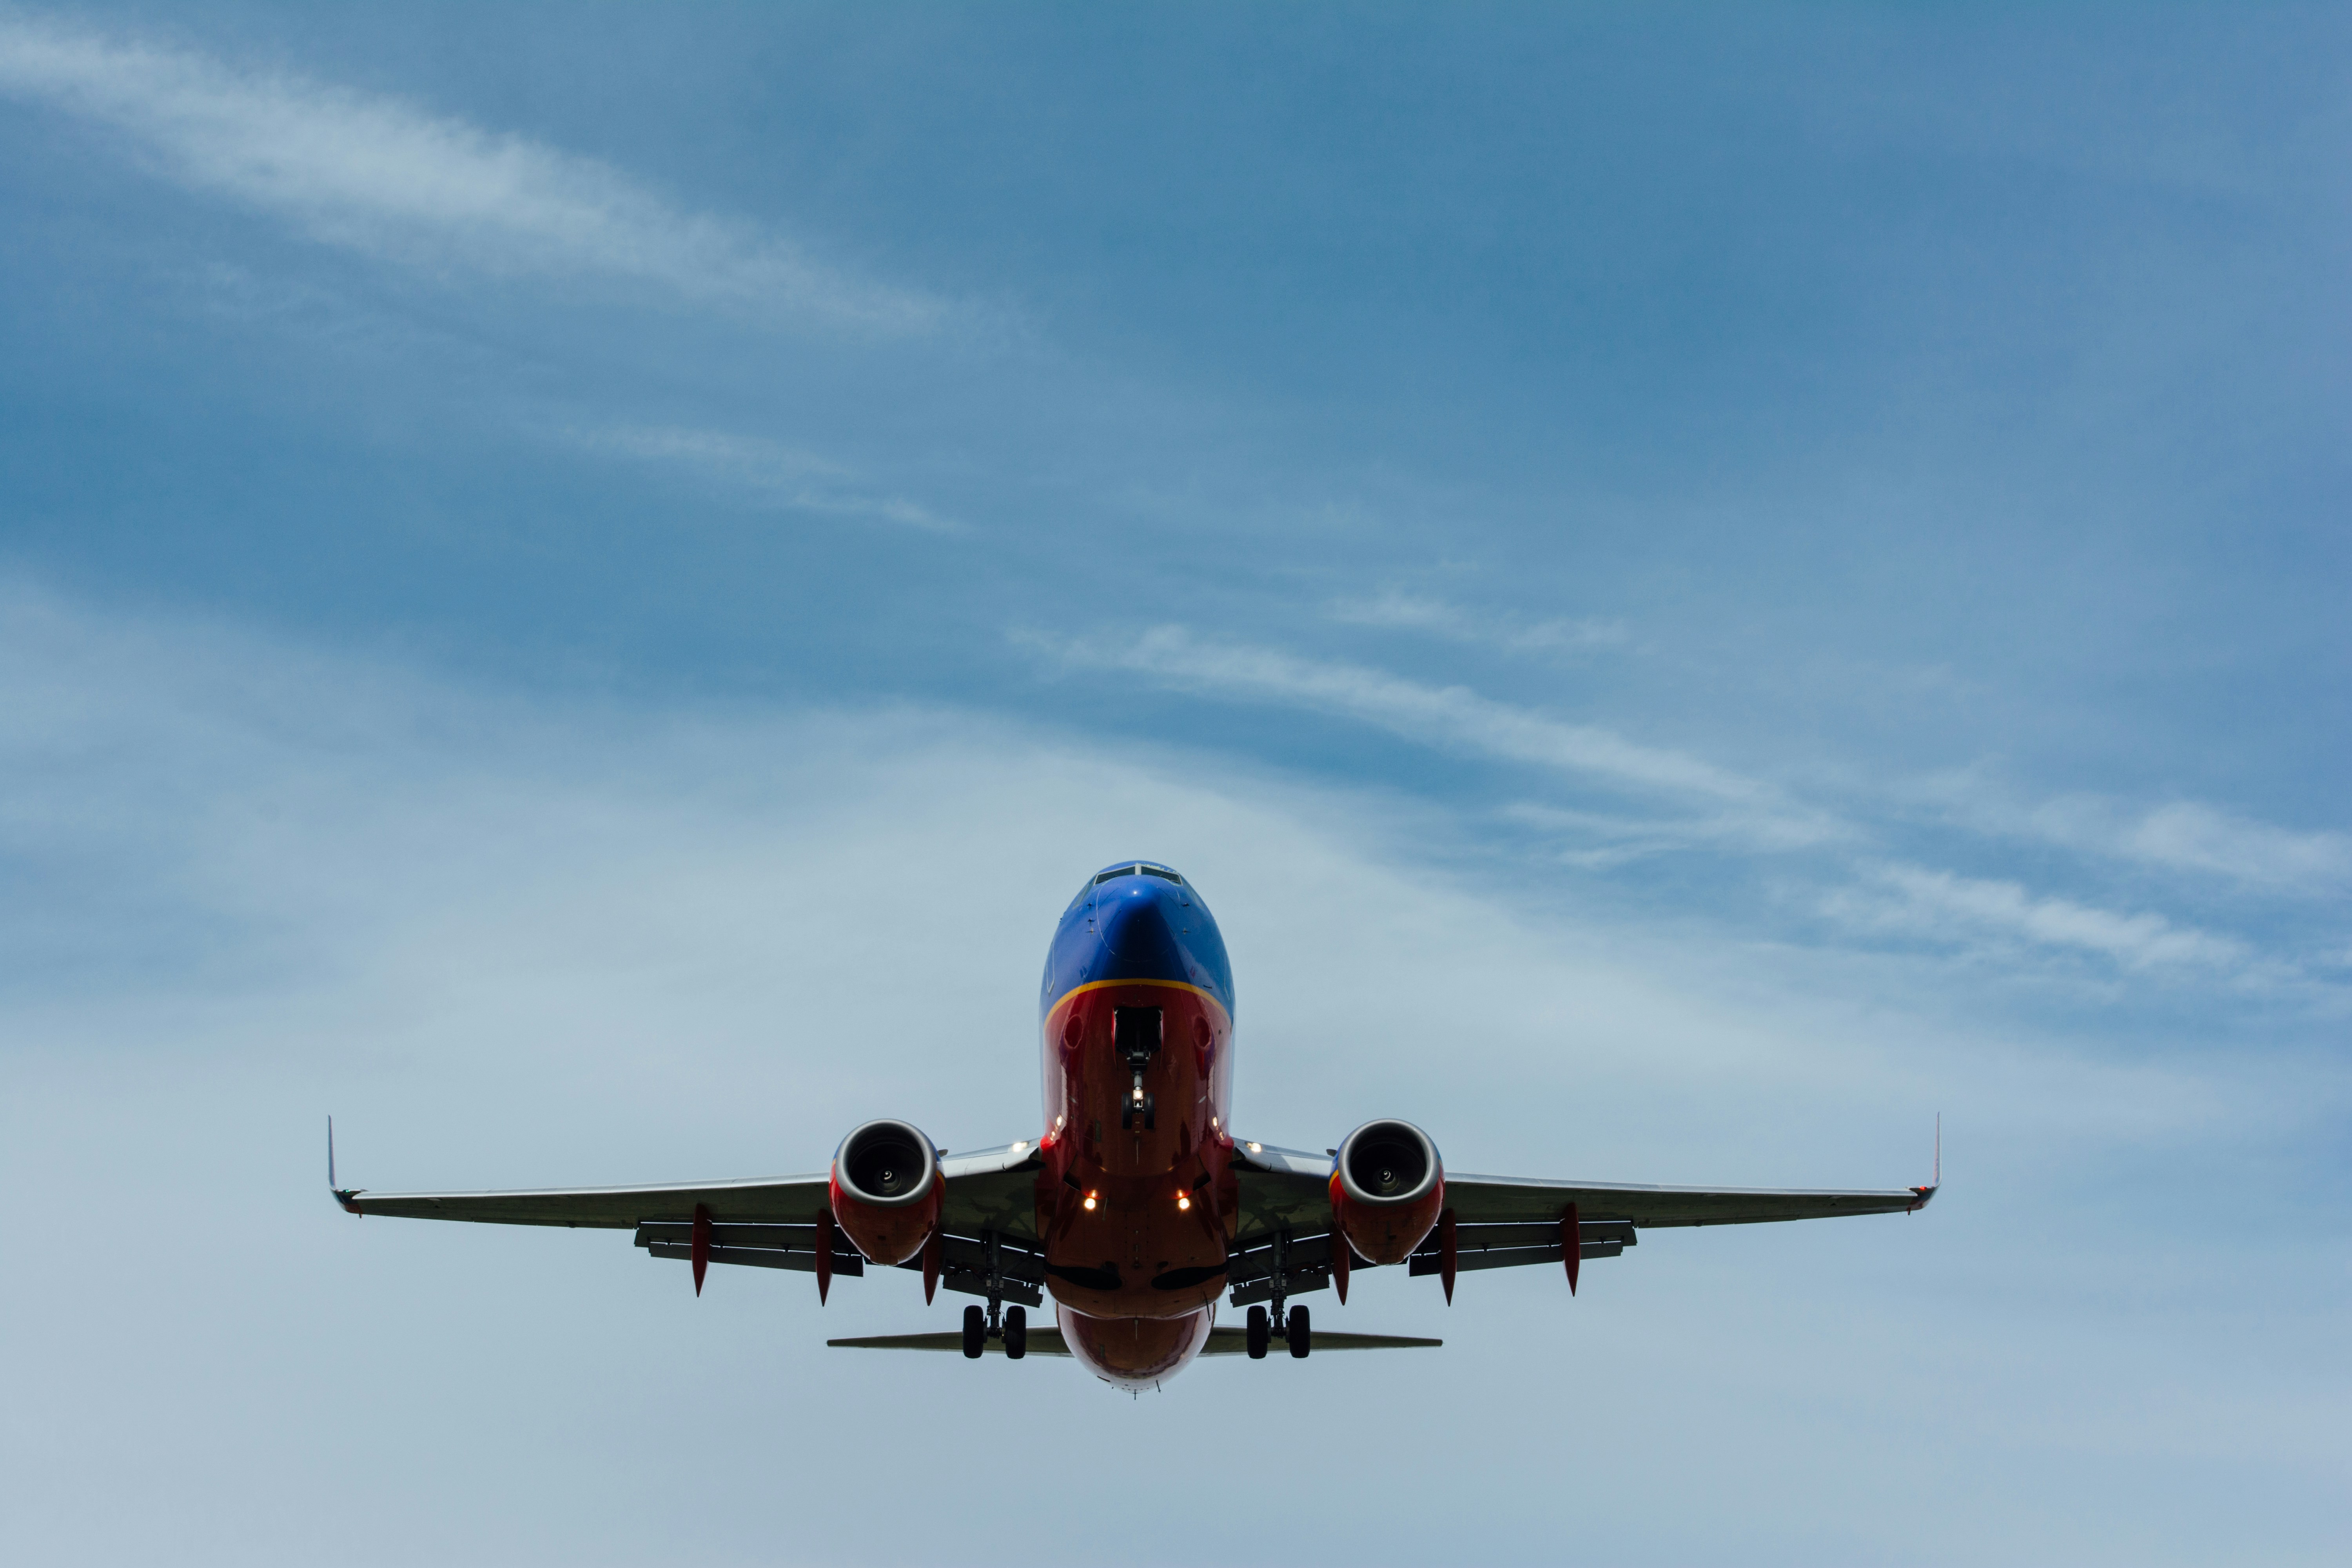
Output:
1244,1305,1310,1360
1245,1231,1312,1360
961,1230,1028,1359
960,1301,1028,1358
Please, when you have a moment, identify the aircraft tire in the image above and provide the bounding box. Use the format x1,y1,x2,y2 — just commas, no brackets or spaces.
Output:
1287,1304,1310,1358
1246,1305,1269,1359
962,1304,985,1359
1004,1304,1027,1359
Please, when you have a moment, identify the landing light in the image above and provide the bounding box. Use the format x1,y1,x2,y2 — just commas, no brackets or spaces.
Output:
1247,1142,1262,1153
1010,1140,1027,1154
1083,1192,1098,1212
1176,1194,1191,1211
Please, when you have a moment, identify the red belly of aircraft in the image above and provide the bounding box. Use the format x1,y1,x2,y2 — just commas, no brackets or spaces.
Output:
1035,979,1236,1374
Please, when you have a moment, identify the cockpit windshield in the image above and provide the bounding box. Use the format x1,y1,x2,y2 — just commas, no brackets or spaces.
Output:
1085,863,1183,898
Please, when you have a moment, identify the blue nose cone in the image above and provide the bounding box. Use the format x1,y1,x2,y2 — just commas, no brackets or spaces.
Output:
1096,878,1189,978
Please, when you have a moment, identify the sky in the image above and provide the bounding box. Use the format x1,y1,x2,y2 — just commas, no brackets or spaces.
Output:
0,4,2346,1564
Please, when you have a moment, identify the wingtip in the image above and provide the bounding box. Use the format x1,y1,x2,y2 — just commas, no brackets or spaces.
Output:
327,1116,364,1214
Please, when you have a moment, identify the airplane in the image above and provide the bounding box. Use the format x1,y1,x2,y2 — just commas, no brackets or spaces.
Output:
331,859,1936,1390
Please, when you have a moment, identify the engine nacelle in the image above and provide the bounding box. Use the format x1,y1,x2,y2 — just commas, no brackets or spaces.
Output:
1328,1119,1444,1266
828,1118,942,1267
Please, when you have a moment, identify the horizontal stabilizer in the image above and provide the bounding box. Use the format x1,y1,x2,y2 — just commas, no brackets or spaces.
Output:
828,1325,1441,1356
831,1329,1073,1356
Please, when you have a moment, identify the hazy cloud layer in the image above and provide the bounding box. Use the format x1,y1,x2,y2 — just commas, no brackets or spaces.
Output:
0,12,943,329
3,585,2343,1566
3,7,2347,1561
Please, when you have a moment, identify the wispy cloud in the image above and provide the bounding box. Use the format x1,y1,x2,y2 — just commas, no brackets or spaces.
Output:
0,13,941,331
573,425,961,533
1326,590,1628,654
1027,624,2348,995
2031,797,2352,893
1918,775,2352,897
1029,624,1838,846
1498,801,1786,867
1828,862,2254,973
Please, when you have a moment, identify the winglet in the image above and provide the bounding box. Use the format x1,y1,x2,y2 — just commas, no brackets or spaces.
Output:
1908,1113,1940,1212
328,1116,364,1215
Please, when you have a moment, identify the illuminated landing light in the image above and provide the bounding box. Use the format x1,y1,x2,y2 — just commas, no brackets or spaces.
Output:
1010,1140,1028,1154
1247,1142,1262,1153
1083,1191,1098,1212
1176,1194,1192,1212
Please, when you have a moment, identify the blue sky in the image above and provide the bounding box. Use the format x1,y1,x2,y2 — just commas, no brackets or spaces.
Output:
1,5,2346,1564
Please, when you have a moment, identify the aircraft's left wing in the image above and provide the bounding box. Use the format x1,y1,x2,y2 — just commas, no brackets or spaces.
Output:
1227,1140,1934,1301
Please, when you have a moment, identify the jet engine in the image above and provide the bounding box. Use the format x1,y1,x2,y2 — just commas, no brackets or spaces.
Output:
828,1118,942,1266
1328,1119,1444,1265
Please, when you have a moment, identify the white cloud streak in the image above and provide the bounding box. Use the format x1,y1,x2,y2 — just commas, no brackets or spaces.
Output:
0,13,941,330
1033,624,1839,847
573,425,961,533
1832,863,2252,972
1029,625,2349,990
1326,590,1629,654
2036,797,2352,894
1915,775,2352,897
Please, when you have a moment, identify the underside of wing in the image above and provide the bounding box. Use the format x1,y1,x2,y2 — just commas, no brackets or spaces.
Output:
339,1173,832,1228
1439,1172,1936,1229
333,1138,1049,1302
1224,1138,1934,1299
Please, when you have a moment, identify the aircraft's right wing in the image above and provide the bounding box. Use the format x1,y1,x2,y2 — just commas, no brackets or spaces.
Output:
332,1130,1049,1303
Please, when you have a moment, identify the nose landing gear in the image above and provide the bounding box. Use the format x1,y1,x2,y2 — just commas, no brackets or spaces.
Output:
1115,1006,1160,1131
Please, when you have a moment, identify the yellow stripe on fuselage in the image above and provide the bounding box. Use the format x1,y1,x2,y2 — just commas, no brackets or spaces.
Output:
1044,976,1230,1026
